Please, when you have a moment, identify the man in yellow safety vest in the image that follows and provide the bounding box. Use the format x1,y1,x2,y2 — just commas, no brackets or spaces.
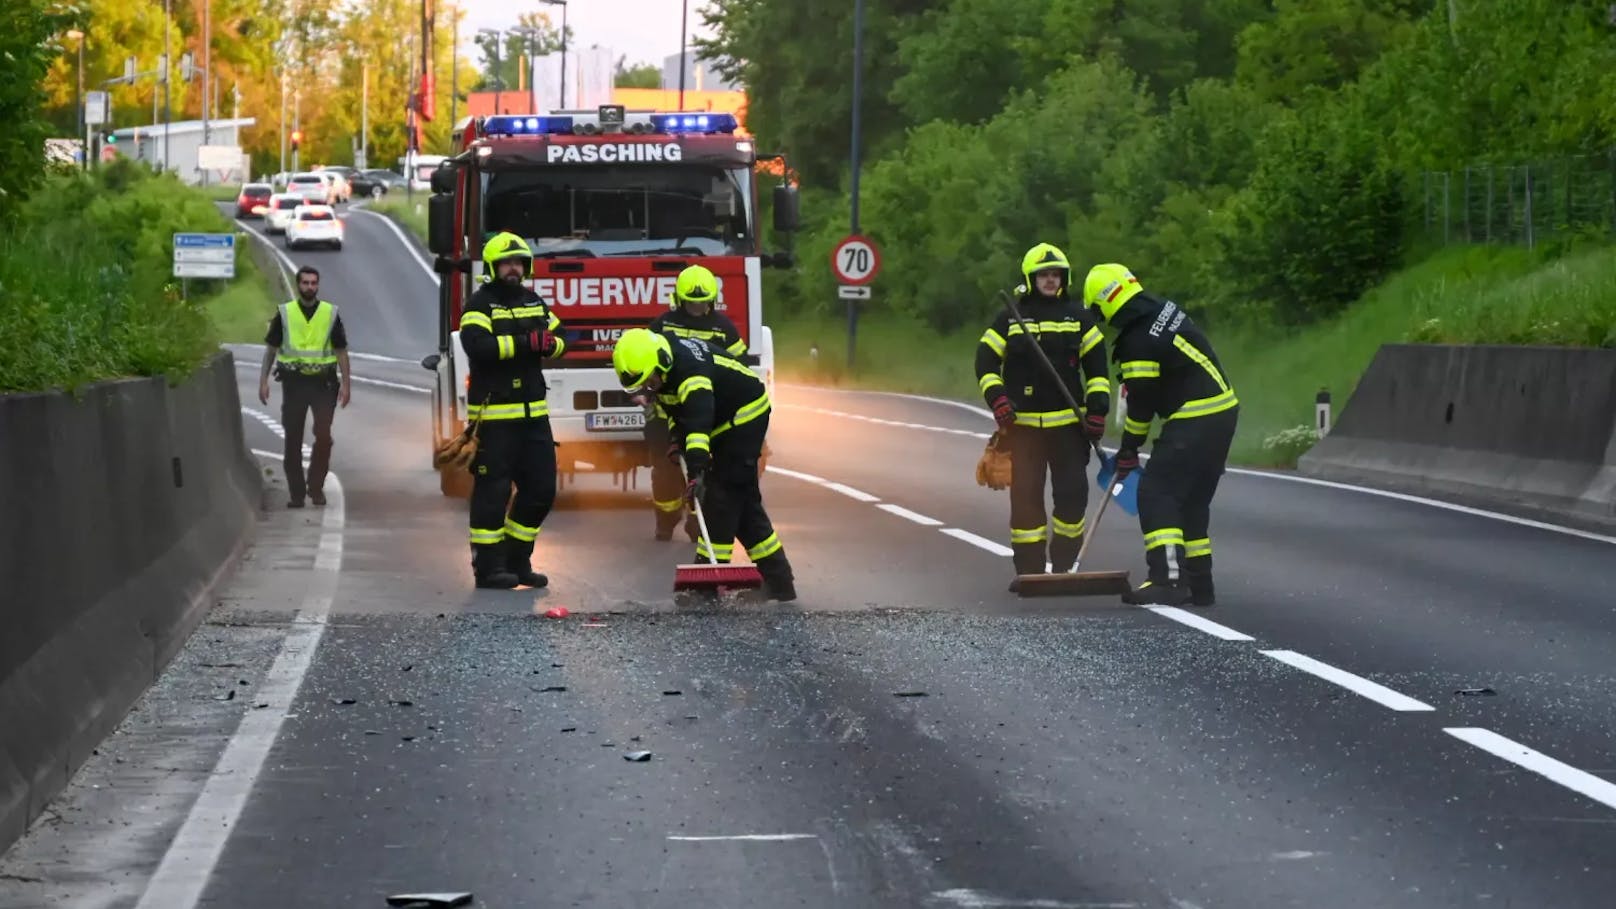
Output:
258,265,352,508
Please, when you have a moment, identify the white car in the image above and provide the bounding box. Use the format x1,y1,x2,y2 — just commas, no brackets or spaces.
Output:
286,172,334,205
285,205,343,250
264,193,302,234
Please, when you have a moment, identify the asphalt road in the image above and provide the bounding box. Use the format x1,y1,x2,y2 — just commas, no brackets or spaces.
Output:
4,213,1616,909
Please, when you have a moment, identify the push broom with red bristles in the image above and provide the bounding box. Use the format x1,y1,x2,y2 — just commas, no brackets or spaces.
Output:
673,458,764,592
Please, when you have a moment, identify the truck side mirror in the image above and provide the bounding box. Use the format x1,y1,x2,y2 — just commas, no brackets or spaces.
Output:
431,167,457,194
772,185,800,234
421,353,441,371
428,195,455,256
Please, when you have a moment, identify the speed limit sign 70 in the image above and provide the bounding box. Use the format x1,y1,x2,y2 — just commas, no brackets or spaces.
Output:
831,234,881,286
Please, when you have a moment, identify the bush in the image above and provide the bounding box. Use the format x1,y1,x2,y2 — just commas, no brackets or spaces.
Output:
0,161,233,393
1261,424,1322,467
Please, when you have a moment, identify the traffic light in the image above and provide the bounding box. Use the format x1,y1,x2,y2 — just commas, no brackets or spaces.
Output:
105,132,117,145
290,130,302,151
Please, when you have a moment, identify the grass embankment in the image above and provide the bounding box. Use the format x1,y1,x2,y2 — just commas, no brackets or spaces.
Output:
769,243,1616,467
0,161,279,393
366,194,429,244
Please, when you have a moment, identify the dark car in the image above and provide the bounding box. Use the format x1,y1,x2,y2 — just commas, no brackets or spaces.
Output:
349,168,408,198
235,183,274,218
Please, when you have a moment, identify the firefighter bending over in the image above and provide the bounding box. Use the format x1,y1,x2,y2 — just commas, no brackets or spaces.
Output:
1084,263,1238,607
460,232,568,590
644,264,747,541
612,327,796,602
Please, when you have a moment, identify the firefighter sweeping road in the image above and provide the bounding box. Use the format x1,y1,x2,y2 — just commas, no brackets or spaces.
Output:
5,221,1616,909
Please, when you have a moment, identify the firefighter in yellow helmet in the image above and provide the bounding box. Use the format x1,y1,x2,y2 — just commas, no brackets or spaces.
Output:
974,242,1111,590
613,327,795,602
644,264,748,541
1084,263,1238,607
459,231,568,589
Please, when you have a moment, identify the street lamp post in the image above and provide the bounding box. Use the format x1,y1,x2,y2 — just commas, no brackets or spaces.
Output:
67,29,84,170
540,0,567,110
678,0,688,110
847,0,865,372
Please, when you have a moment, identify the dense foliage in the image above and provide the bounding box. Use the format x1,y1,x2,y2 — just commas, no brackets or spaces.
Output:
700,0,1616,331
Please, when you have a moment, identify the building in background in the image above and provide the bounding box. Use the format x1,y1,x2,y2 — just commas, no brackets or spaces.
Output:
465,91,535,117
106,118,255,185
611,87,747,130
529,45,616,113
661,52,738,93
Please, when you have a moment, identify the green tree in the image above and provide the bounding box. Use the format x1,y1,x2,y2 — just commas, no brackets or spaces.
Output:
2,0,67,215
614,58,660,89
472,10,565,93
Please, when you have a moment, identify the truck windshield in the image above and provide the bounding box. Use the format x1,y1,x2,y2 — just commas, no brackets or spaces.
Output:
481,164,755,257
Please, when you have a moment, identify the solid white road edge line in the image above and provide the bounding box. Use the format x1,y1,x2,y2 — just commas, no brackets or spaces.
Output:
350,206,439,282
1261,649,1435,712
352,375,430,393
135,436,345,909
1444,727,1616,813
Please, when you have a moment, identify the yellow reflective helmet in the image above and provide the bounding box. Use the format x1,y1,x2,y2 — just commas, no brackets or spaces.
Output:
1084,263,1142,324
1020,242,1071,292
673,264,719,307
612,327,673,392
481,231,532,282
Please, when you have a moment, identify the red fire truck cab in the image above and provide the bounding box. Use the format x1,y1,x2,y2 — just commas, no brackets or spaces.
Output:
421,105,800,498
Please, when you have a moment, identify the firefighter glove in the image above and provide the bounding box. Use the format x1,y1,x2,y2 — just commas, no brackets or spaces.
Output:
525,330,556,355
666,440,683,465
991,395,1016,432
1114,446,1140,477
1082,412,1107,443
685,471,705,509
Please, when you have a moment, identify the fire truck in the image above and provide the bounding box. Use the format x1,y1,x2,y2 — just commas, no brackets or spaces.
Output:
419,105,800,498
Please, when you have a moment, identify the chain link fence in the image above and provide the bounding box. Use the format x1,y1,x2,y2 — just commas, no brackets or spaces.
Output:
1420,153,1616,248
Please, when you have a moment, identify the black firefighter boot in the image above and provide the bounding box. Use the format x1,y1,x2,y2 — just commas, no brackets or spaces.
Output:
1121,543,1190,607
1007,539,1048,593
1184,553,1215,607
506,538,549,589
472,544,519,590
1048,532,1084,576
757,554,797,603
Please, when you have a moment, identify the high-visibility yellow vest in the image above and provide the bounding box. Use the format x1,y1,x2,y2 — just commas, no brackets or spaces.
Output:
278,300,338,373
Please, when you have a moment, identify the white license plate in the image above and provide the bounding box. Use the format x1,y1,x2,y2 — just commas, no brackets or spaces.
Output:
584,411,645,431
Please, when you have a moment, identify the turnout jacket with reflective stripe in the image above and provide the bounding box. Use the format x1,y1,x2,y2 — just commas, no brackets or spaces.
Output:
975,291,1110,428
656,336,770,474
649,308,747,358
460,282,567,420
1109,291,1238,449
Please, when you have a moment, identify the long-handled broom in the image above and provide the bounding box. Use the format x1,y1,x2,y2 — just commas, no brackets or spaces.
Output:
672,456,764,592
995,289,1133,598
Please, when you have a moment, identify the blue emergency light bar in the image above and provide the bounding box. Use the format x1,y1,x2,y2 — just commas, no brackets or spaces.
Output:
481,111,739,138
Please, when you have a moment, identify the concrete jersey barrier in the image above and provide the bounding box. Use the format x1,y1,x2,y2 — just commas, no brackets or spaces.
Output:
0,351,262,852
1299,344,1616,531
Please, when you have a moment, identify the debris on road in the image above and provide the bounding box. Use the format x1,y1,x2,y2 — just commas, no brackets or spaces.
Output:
537,685,567,693
1455,687,1497,696
624,750,653,762
333,697,357,705
214,690,236,701
543,606,570,619
662,690,683,696
893,691,929,698
391,699,414,707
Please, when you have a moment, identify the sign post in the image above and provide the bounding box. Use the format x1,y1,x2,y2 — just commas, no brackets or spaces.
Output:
830,233,881,371
173,233,237,296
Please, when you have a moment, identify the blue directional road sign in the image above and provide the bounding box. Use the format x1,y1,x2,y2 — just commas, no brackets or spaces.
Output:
173,232,236,279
